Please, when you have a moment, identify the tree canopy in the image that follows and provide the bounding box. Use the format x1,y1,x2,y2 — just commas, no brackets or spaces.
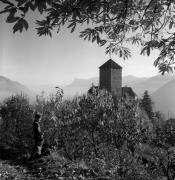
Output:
1,0,175,74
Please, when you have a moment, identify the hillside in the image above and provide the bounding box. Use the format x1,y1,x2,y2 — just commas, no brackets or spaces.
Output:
0,76,36,103
151,78,175,119
132,74,175,96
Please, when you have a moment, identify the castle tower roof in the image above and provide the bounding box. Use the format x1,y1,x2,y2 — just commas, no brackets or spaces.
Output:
99,59,122,69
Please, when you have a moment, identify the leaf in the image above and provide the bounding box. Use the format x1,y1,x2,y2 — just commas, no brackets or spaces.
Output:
36,22,53,37
71,24,76,33
79,29,93,41
0,0,14,6
4,4,12,9
140,45,150,56
154,57,161,67
12,18,28,33
36,1,46,14
13,20,23,33
147,46,150,56
23,19,29,30
21,4,30,14
67,22,75,29
6,16,19,23
0,9,11,14
5,7,17,20
92,35,96,42
158,64,173,75
29,2,35,11
48,30,52,37
96,35,100,44
67,22,77,33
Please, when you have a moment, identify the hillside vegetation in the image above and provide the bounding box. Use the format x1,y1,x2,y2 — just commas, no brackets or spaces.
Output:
0,88,175,180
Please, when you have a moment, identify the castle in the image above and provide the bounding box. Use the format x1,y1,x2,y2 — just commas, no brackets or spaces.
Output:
99,59,135,99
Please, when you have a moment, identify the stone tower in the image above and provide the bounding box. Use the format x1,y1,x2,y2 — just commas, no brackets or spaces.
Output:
99,59,122,98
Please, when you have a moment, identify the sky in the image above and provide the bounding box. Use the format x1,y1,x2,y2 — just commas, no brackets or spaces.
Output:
0,10,160,88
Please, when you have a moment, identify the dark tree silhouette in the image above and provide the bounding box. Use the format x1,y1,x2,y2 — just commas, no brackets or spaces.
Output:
141,90,153,119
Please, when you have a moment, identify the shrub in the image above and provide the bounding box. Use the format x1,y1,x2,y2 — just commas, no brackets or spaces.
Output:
0,94,34,150
1,88,174,179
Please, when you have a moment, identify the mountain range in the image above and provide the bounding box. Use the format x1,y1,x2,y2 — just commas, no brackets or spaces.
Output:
63,74,175,97
0,74,175,118
0,76,36,103
131,74,175,96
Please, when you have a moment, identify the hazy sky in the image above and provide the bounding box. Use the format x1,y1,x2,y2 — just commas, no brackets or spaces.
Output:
0,11,160,87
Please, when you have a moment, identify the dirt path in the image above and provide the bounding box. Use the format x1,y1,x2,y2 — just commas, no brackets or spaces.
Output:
0,145,44,180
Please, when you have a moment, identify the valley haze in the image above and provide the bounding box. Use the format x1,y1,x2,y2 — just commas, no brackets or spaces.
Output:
0,73,175,118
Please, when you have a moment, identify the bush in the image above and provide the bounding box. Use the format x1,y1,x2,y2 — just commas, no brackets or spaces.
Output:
0,94,34,150
35,89,148,164
1,88,175,179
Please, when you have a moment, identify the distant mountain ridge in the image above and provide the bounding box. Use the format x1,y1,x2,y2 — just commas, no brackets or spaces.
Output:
122,75,149,86
67,77,99,87
0,76,36,103
151,78,175,118
63,74,175,97
132,74,175,96
63,75,152,97
63,77,98,97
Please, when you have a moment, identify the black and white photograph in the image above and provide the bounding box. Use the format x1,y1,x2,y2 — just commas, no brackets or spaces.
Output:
0,0,175,179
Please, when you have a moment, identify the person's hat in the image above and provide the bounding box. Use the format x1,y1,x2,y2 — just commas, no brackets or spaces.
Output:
34,113,41,119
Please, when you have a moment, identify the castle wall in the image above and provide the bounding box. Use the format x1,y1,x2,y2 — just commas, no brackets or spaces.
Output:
99,68,111,92
111,69,122,97
99,59,122,98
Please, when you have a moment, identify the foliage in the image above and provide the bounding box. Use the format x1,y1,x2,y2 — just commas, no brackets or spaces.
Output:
1,88,175,179
141,90,154,120
0,94,34,150
30,88,153,179
1,0,175,73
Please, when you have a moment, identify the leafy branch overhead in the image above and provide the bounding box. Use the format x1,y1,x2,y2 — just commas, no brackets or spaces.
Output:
1,0,175,74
